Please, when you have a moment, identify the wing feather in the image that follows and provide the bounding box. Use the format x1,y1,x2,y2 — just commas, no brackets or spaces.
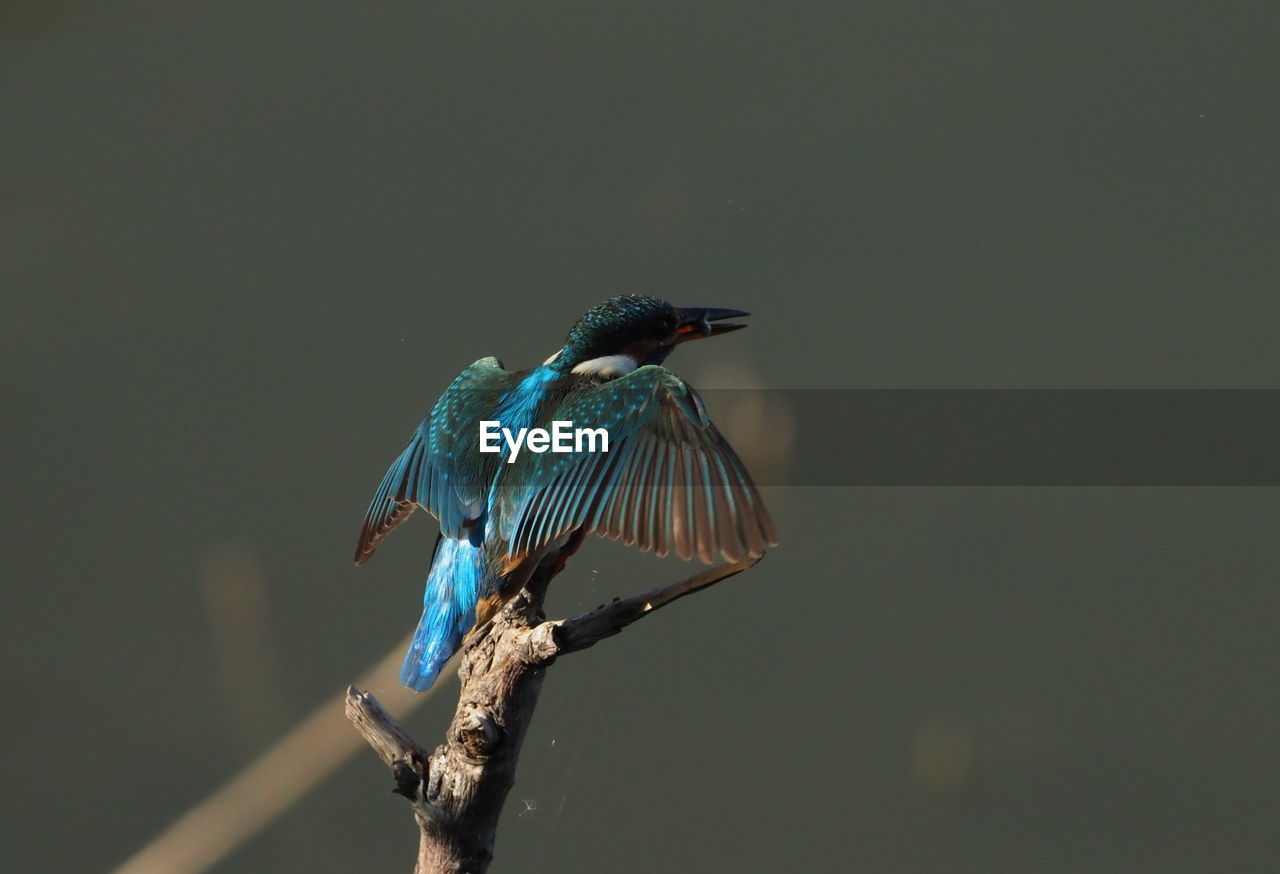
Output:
502,365,776,564
354,357,515,564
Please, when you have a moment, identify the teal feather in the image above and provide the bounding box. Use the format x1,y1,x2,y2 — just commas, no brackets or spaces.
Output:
357,294,776,693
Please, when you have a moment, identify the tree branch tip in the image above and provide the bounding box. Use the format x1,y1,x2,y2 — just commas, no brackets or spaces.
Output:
344,686,380,718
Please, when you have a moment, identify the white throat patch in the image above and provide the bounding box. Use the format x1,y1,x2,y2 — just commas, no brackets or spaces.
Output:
570,353,639,378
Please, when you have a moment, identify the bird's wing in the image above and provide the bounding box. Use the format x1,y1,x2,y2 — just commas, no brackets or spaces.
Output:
496,365,777,563
354,357,516,564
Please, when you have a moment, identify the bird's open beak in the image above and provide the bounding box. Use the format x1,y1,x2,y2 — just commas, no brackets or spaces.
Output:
670,306,750,344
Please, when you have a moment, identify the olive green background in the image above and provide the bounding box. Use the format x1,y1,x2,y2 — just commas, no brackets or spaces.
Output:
4,3,1279,872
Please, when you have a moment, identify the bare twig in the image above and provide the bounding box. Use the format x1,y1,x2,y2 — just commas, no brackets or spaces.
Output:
347,555,762,874
552,555,761,653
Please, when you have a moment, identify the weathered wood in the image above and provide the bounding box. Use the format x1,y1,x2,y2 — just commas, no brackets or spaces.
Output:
346,554,761,874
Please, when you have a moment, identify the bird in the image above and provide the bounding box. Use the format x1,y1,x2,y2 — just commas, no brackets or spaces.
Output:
355,294,778,691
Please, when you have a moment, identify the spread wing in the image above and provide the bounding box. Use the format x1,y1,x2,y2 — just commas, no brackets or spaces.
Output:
354,357,517,564
496,365,777,563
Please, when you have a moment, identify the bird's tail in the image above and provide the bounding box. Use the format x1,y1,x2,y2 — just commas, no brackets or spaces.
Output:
400,534,487,691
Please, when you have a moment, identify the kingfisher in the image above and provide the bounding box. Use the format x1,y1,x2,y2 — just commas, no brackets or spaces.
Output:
355,294,777,691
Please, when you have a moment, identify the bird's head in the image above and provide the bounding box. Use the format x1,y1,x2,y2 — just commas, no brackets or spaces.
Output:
547,294,749,377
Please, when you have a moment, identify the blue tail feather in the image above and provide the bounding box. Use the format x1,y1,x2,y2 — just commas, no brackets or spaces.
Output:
400,535,487,691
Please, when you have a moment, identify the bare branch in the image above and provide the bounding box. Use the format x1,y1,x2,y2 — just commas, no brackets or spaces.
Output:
344,687,427,768
550,555,762,654
347,553,764,874
344,688,432,805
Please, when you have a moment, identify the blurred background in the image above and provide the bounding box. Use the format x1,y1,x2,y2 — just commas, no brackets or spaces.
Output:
4,2,1280,872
